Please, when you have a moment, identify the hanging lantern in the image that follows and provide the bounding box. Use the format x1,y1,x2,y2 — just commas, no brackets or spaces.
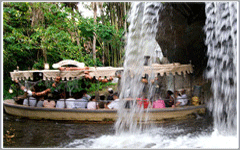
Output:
88,75,93,80
101,79,108,83
109,76,113,81
98,76,102,82
44,63,50,70
9,87,13,93
141,78,148,84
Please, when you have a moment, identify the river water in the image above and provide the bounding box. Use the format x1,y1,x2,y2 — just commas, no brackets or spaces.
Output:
3,112,238,148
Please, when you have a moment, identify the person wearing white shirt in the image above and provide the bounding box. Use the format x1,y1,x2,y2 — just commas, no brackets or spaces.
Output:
107,92,120,110
87,96,98,109
73,91,88,109
82,90,91,101
174,89,188,107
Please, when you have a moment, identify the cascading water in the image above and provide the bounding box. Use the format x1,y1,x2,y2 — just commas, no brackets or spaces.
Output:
204,2,238,135
65,2,238,148
115,2,162,134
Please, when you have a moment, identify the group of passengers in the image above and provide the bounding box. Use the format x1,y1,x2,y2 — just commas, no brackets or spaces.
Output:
21,86,188,109
22,88,120,110
164,89,189,108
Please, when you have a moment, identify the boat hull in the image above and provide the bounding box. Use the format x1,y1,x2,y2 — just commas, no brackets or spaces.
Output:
3,99,206,122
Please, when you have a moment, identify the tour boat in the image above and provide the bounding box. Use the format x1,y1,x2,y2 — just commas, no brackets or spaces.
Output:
3,99,205,122
3,60,206,122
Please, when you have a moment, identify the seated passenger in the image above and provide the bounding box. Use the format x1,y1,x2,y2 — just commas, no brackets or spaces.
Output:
36,100,44,107
56,98,65,108
107,92,120,109
98,94,108,109
43,100,55,108
106,88,114,101
87,96,98,109
14,96,25,105
152,98,166,108
56,92,66,108
137,96,150,109
98,102,107,109
74,91,88,109
66,97,75,109
43,93,55,108
23,97,37,106
99,94,105,101
174,89,188,107
35,96,44,107
81,90,91,101
165,90,175,107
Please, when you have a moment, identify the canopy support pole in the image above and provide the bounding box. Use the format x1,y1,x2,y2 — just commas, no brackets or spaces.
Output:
28,97,30,106
64,81,67,108
182,72,184,89
95,79,100,101
173,75,176,106
16,83,19,100
190,73,193,106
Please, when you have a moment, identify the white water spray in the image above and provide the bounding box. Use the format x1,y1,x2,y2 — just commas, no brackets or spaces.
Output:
204,2,237,135
115,2,162,134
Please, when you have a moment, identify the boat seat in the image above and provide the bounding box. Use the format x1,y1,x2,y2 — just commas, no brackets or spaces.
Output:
36,101,43,107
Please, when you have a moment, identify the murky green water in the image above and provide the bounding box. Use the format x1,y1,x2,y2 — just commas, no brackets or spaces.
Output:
3,113,116,148
3,112,214,148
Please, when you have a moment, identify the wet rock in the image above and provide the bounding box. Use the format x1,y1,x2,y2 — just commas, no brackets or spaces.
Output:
156,2,207,75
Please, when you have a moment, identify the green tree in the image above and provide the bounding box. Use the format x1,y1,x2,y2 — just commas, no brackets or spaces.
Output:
3,2,129,99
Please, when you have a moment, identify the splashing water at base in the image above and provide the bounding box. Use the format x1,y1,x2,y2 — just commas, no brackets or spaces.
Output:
65,125,238,148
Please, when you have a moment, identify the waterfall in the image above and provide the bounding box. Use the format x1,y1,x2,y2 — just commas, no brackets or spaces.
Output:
64,2,238,148
204,2,237,135
114,2,162,134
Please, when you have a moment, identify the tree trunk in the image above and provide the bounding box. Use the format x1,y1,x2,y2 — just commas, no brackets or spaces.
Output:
108,43,110,66
99,2,105,66
124,2,127,33
93,2,97,63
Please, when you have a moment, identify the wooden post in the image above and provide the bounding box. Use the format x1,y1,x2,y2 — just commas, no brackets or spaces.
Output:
190,73,193,106
173,74,176,106
64,81,67,108
189,60,192,105
28,96,30,106
96,79,100,108
182,72,184,89
16,84,19,100
95,79,100,101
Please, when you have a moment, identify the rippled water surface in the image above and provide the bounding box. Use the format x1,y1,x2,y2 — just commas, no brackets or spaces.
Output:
3,112,238,148
3,113,115,148
1,112,225,148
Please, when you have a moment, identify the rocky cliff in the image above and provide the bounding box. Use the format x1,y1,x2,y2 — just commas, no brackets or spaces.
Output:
156,2,207,76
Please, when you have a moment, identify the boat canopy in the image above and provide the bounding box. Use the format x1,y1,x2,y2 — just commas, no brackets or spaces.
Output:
10,67,123,81
143,63,193,76
10,61,193,81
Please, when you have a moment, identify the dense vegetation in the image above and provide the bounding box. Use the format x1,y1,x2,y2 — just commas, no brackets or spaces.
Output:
3,2,130,99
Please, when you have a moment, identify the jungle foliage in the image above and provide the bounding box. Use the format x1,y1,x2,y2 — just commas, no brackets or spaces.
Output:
3,2,130,99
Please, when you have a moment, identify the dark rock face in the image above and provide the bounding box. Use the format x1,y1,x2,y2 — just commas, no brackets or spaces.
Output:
156,2,207,76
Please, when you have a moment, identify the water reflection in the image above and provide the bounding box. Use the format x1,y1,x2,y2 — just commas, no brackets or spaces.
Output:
3,112,214,148
3,113,114,148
